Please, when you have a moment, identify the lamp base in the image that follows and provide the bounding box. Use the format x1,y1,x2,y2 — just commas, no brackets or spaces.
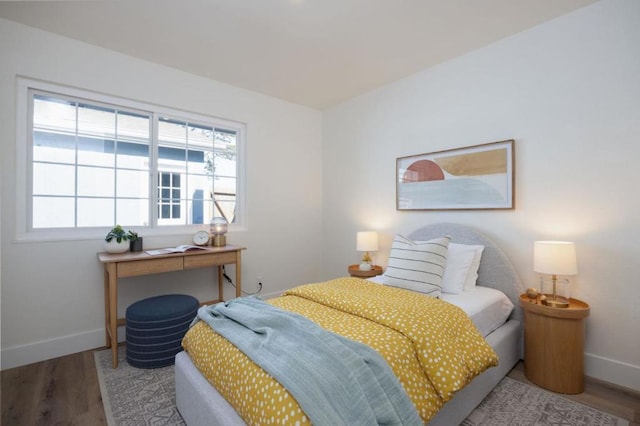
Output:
541,294,570,308
359,262,372,271
211,235,226,247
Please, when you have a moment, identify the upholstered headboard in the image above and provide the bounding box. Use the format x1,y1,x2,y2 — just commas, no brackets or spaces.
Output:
408,222,525,326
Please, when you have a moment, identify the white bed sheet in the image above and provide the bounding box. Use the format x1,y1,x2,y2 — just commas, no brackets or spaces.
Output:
367,276,514,337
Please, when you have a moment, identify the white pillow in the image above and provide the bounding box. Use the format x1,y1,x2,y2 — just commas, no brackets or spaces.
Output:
463,244,484,291
382,235,450,297
441,243,479,294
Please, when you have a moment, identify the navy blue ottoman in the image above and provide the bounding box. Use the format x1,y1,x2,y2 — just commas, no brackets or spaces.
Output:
126,294,199,369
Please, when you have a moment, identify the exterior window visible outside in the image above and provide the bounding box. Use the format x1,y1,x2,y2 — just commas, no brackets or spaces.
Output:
28,86,241,232
158,172,181,222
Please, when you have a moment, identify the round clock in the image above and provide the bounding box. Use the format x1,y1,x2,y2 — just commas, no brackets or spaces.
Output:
192,230,210,246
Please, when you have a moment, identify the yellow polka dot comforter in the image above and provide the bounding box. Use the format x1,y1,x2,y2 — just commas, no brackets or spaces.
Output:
182,277,498,424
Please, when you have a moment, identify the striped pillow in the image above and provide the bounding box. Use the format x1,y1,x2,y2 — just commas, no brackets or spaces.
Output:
382,235,450,297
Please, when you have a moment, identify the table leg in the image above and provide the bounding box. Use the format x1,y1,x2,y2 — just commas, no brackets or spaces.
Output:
217,265,224,302
107,263,118,368
104,267,110,347
236,252,242,298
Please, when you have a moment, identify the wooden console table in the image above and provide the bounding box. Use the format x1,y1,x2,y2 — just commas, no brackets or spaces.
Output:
98,245,245,368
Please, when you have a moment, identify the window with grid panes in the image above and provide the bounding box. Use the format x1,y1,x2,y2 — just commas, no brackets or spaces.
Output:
25,81,243,235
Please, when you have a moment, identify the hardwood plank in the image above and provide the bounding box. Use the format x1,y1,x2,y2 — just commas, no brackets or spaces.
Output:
1,358,41,425
1,350,108,426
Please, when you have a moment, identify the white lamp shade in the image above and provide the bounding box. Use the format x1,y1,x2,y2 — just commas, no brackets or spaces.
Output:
533,241,578,275
356,231,378,252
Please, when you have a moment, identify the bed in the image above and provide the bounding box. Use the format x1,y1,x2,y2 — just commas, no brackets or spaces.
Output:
175,223,524,425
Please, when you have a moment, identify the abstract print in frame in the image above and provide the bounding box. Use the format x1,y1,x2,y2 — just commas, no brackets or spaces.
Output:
396,140,515,210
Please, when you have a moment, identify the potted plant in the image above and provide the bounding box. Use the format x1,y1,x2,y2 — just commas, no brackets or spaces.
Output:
104,224,130,253
127,230,143,252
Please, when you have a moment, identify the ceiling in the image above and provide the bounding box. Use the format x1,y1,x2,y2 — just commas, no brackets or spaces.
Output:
0,0,597,110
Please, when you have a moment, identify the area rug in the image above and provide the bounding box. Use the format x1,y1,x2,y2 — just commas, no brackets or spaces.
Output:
95,348,628,426
462,376,628,426
94,347,185,426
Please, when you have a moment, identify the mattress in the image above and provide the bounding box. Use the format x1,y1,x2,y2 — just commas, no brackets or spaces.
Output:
183,278,499,424
368,275,514,337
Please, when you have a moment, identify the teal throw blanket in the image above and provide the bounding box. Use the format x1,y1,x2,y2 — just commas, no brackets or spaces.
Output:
194,296,421,426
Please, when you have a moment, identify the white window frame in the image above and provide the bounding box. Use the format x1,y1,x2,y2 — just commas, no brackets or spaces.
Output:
15,77,246,242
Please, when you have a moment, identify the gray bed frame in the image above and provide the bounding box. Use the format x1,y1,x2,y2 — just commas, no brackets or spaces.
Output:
175,223,525,425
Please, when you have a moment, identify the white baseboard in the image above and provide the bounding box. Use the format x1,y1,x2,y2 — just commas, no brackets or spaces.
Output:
1,327,127,370
260,290,284,299
585,352,640,392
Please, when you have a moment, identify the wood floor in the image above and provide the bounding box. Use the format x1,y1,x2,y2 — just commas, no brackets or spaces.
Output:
2,349,639,425
1,350,106,426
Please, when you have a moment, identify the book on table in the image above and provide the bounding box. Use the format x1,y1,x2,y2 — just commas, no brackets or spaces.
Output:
145,245,208,255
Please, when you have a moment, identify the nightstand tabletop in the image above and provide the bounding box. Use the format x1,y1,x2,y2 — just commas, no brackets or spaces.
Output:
519,294,590,319
348,264,383,278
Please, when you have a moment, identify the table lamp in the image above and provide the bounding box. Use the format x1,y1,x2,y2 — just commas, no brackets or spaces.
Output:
533,241,577,308
357,231,378,271
210,217,228,247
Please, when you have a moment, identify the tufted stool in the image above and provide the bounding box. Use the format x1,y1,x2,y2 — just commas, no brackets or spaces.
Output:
126,294,199,369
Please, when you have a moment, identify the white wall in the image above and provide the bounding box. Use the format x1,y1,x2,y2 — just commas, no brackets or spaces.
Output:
322,0,640,391
0,19,323,368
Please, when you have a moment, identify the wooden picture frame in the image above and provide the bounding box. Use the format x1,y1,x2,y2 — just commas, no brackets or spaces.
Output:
396,140,515,210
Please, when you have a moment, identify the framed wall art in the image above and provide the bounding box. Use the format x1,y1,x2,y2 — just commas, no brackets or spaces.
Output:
396,139,515,210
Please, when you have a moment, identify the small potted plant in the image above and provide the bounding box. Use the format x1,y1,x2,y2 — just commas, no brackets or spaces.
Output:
104,224,130,253
127,230,143,252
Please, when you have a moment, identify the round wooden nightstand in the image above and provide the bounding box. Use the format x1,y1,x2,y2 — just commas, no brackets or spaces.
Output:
519,294,590,394
348,264,383,278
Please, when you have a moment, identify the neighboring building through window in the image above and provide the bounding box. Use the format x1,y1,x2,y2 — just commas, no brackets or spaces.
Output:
158,172,181,222
24,80,243,236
